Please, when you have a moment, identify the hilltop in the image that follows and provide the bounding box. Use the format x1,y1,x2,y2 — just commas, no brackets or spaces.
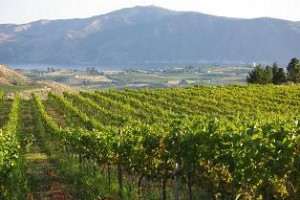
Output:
0,65,31,85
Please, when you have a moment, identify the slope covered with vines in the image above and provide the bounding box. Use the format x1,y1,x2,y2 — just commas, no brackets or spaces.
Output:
38,85,300,199
1,85,300,200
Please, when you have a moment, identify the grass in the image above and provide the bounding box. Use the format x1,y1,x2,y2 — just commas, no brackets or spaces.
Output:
0,100,11,127
0,83,43,93
25,153,48,160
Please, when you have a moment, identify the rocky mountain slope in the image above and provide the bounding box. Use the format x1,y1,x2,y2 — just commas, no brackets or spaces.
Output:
0,6,300,66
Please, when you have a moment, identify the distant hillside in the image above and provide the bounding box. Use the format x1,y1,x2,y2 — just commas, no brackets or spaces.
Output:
0,65,30,85
0,6,300,67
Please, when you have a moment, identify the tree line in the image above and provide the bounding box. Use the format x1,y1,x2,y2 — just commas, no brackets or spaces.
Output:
247,57,300,84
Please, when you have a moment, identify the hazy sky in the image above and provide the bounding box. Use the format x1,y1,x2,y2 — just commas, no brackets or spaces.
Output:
0,0,300,24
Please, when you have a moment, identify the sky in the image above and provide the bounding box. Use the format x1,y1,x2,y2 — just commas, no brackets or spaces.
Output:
0,0,300,24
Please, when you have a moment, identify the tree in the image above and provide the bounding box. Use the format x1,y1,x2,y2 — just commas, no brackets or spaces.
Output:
287,57,300,83
263,65,273,84
86,67,104,75
272,63,287,84
272,62,279,75
276,68,287,84
247,64,273,84
247,65,263,84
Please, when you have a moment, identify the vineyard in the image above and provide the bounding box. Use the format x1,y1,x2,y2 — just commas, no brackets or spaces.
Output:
1,85,300,200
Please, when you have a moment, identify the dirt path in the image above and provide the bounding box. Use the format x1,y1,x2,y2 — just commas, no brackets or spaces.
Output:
21,100,72,200
44,100,67,128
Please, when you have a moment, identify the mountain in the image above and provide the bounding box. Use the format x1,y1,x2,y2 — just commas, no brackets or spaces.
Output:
0,6,300,67
0,65,30,85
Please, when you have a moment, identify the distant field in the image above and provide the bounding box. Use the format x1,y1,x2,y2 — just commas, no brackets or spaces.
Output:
18,65,252,90
1,85,300,199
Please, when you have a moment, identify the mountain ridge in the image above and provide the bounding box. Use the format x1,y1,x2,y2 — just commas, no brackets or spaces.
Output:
3,6,299,26
0,6,300,67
